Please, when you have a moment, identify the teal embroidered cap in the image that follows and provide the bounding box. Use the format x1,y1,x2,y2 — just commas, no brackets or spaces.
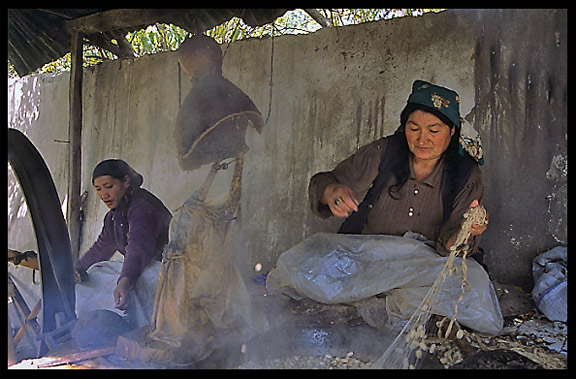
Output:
407,80,461,128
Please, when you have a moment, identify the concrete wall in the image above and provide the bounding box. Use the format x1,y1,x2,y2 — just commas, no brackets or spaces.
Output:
8,9,566,293
231,10,478,273
457,9,567,289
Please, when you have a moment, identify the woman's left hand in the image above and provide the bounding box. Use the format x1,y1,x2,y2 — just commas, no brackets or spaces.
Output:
444,199,489,252
114,276,133,311
468,199,488,237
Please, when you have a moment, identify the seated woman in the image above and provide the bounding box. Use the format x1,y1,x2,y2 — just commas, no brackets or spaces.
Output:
267,80,502,336
309,80,487,254
74,159,172,312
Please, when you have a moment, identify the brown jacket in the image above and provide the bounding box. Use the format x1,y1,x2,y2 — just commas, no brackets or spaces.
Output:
309,136,484,255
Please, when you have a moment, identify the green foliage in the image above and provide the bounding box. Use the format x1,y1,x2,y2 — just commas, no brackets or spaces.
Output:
127,23,189,56
323,8,444,25
8,9,444,78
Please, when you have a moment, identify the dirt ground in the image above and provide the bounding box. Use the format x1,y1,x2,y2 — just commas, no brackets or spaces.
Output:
9,280,567,370
280,293,567,369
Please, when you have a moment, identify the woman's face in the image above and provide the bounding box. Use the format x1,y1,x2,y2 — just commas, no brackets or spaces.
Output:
405,110,455,163
93,175,130,210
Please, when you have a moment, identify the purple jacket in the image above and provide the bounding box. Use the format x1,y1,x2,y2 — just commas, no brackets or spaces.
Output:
77,188,172,284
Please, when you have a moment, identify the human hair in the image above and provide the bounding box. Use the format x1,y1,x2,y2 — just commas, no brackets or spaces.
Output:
91,159,144,189
388,103,460,199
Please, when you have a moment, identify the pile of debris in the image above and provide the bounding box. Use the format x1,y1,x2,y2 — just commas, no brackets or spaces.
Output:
432,312,567,369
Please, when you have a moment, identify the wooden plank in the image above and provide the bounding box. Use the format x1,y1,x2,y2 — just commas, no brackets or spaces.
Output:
67,31,83,260
13,300,41,347
8,248,40,270
36,347,116,368
8,276,41,348
64,9,189,34
8,311,16,366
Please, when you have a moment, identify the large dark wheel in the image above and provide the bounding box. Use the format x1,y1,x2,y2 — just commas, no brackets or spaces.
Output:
8,128,76,342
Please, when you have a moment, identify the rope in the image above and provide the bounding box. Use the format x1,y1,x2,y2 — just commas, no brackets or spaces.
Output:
374,204,488,369
437,205,487,339
182,111,262,159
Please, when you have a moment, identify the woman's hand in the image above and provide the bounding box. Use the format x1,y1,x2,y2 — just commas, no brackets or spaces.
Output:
445,199,489,252
322,183,359,218
114,276,133,311
73,268,89,283
468,199,489,237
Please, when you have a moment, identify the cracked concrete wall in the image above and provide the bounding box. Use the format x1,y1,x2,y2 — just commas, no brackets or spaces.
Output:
456,9,567,290
8,9,566,293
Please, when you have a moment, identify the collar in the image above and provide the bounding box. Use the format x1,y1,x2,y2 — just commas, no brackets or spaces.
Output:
409,155,445,188
110,189,136,219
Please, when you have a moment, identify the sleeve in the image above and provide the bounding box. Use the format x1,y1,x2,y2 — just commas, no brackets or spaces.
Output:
76,212,117,270
119,198,164,284
308,138,386,218
436,166,485,255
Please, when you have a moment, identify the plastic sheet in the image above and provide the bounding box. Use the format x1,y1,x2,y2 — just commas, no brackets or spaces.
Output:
531,246,567,322
267,233,503,335
75,257,160,329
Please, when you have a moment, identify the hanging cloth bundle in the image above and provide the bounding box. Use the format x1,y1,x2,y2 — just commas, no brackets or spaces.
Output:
149,151,253,362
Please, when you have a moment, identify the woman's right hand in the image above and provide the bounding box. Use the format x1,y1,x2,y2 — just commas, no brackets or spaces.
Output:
322,183,359,218
73,268,89,283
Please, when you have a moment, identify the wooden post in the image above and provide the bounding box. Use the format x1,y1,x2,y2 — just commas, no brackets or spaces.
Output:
67,32,83,261
8,310,16,366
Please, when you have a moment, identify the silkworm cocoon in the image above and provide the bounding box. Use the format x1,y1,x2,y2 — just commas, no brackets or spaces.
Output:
415,349,423,359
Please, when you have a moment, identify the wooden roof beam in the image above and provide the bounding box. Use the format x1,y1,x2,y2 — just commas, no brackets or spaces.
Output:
64,8,192,34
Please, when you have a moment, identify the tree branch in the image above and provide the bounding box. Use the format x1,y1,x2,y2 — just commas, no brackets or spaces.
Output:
304,9,332,27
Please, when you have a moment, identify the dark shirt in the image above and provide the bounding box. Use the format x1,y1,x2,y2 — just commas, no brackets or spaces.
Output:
77,188,172,284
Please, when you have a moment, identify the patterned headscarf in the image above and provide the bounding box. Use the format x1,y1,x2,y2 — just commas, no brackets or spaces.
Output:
404,80,484,165
459,118,484,165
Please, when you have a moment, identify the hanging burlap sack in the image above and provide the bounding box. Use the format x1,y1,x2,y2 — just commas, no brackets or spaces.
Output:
149,155,255,361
